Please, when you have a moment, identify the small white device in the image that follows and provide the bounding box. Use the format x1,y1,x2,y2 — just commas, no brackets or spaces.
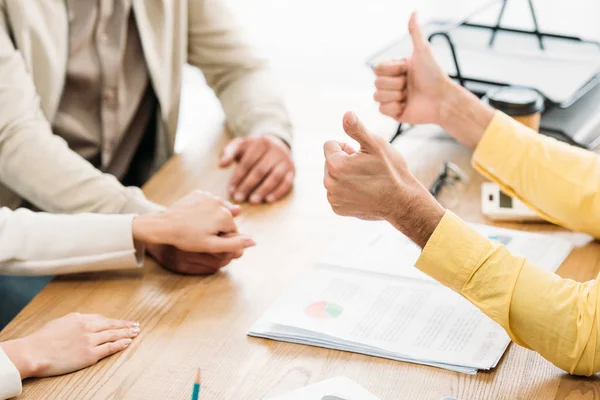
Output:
481,182,544,222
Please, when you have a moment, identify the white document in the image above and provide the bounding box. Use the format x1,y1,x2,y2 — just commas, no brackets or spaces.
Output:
252,269,509,373
267,377,380,400
250,221,574,374
318,220,573,282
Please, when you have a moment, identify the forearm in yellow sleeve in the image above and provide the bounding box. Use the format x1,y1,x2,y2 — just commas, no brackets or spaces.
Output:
416,211,600,376
472,111,600,238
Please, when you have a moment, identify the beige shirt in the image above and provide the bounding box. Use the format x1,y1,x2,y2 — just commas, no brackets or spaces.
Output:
0,0,292,215
53,0,155,180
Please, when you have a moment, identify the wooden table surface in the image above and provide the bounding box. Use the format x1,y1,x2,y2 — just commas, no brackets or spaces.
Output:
2,123,600,400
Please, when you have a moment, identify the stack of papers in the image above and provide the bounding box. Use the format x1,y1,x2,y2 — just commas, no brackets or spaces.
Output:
267,377,380,400
250,221,574,374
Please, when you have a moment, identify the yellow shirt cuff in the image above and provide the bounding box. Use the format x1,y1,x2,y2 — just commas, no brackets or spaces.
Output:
415,211,492,293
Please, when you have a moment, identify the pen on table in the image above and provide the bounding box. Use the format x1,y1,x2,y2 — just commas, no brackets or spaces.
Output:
191,368,201,400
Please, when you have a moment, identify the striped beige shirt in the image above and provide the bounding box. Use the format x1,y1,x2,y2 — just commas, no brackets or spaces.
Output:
52,0,156,181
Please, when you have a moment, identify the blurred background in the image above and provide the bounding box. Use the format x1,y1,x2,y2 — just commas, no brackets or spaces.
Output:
176,0,600,152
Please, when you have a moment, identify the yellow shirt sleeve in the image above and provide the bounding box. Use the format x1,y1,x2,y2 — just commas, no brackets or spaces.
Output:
415,112,600,375
416,212,600,376
472,111,600,238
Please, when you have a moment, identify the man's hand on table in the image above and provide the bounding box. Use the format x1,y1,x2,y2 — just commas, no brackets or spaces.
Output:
373,12,495,150
219,135,295,204
323,112,445,248
132,191,255,275
144,244,245,275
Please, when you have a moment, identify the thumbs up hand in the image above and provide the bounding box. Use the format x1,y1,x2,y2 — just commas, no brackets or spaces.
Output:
324,112,444,245
374,12,454,126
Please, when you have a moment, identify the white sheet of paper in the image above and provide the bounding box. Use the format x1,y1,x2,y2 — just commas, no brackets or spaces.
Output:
317,220,573,282
255,269,510,370
267,377,380,400
251,220,573,374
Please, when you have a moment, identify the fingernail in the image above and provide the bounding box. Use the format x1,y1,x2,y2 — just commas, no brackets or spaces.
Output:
266,195,276,203
129,322,139,328
229,186,236,194
245,238,257,248
250,194,262,204
123,338,133,346
234,193,245,202
130,327,140,335
346,112,357,126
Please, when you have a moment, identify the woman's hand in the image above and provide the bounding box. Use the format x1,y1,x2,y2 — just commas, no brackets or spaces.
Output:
133,191,256,275
133,190,256,254
0,313,139,379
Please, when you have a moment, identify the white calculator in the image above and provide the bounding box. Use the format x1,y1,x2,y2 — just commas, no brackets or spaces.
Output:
481,183,544,222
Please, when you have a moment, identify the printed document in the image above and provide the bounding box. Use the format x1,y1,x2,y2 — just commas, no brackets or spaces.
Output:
250,221,574,374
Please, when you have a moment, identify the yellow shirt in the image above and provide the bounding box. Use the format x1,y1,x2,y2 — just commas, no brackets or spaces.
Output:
415,111,600,376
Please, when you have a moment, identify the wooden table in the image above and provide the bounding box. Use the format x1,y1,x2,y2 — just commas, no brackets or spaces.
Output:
2,124,600,399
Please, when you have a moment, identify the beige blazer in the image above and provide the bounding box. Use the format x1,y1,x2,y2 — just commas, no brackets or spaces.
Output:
0,206,144,399
0,207,142,275
0,0,292,215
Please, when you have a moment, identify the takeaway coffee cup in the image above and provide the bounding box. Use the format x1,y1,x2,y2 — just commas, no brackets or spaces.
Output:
483,86,545,131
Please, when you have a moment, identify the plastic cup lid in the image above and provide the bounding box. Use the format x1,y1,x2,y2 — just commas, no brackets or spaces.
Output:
484,86,545,116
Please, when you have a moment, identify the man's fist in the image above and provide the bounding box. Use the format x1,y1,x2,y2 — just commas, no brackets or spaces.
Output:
219,136,295,204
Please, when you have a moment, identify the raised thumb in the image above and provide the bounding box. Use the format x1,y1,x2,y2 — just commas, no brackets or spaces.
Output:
342,112,373,149
408,11,428,51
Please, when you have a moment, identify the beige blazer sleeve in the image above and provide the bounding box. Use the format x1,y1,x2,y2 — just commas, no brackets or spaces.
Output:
0,207,143,398
0,346,21,400
0,208,143,276
187,0,293,145
0,10,162,215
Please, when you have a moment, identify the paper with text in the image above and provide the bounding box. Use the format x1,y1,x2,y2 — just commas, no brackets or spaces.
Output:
250,221,573,374
254,269,509,371
318,221,573,281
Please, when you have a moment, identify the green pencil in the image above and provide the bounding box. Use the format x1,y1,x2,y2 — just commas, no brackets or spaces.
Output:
191,368,201,400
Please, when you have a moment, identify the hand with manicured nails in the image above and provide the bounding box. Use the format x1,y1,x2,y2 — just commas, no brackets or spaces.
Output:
0,313,139,380
219,136,295,204
374,12,454,126
323,112,445,248
133,190,256,275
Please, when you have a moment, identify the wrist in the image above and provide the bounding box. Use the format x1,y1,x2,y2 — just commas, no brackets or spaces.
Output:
385,185,445,248
132,214,171,246
437,80,464,126
1,339,42,379
251,132,291,151
438,82,494,150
